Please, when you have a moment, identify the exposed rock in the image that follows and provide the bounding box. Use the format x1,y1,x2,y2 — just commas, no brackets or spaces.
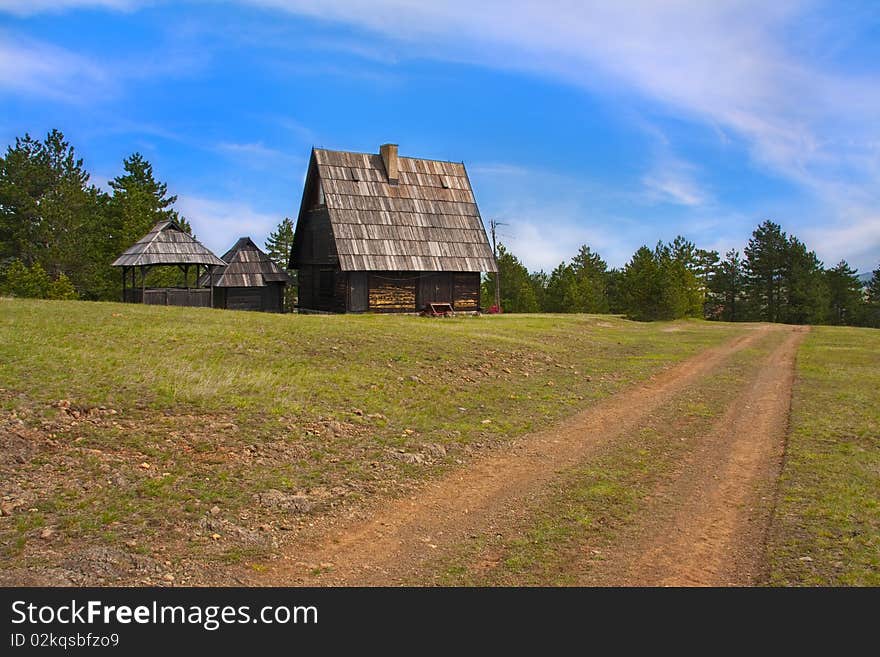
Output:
254,489,313,513
423,443,447,459
390,451,425,465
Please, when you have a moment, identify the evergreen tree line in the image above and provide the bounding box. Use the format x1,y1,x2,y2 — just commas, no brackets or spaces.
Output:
0,129,296,302
482,221,880,327
1,130,875,325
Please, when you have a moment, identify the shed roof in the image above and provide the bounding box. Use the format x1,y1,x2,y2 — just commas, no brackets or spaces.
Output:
295,148,497,273
112,220,226,268
198,237,291,287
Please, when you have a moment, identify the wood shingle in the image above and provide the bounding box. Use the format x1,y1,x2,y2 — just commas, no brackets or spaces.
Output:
309,148,497,273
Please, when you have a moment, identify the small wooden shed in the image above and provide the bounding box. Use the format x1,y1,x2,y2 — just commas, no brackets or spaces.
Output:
290,144,497,313
112,219,226,307
199,237,291,312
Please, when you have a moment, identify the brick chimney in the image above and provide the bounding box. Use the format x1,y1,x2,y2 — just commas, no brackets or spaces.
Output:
380,143,398,183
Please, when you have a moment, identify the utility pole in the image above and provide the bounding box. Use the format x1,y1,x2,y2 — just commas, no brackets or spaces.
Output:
489,218,507,311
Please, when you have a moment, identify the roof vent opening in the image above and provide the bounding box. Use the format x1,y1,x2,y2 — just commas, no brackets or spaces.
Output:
380,143,399,184
350,167,360,182
440,176,450,189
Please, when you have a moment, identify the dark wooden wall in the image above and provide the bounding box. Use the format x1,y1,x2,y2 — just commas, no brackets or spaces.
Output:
292,209,337,268
297,266,346,312
297,269,481,313
126,288,212,307
213,284,285,313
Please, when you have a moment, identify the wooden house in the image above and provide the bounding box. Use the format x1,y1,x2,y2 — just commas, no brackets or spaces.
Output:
199,237,291,312
290,144,497,313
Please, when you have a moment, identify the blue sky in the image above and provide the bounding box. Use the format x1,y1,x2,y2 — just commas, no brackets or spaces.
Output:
1,1,879,273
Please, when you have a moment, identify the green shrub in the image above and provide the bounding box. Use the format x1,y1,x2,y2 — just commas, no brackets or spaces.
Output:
48,272,78,300
1,260,78,299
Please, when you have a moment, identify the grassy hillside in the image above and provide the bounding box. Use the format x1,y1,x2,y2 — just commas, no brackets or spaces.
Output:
767,326,880,585
0,298,743,584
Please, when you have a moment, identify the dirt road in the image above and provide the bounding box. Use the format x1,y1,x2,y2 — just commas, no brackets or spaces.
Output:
252,324,805,586
584,325,807,585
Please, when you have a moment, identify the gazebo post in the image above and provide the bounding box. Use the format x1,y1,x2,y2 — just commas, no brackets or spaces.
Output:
209,265,214,308
121,266,126,302
141,265,146,304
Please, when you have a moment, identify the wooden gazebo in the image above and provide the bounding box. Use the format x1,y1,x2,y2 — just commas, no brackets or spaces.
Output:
112,220,226,308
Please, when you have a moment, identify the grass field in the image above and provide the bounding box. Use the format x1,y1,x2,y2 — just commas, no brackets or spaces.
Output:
0,298,742,584
767,326,880,586
1,298,876,586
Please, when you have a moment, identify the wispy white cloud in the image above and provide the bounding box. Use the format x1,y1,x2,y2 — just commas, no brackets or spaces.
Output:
214,141,300,169
0,35,113,102
274,116,318,145
175,194,283,254
238,0,880,265
0,27,207,105
642,156,710,207
804,212,880,271
0,0,139,16
469,161,652,270
4,0,878,268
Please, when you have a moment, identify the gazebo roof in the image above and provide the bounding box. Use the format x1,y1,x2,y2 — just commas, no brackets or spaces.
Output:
112,220,225,268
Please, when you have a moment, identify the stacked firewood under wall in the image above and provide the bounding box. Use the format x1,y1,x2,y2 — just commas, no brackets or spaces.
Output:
369,273,417,311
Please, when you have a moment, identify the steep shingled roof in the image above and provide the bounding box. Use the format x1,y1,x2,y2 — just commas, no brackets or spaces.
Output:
198,237,291,287
296,147,497,272
111,220,226,268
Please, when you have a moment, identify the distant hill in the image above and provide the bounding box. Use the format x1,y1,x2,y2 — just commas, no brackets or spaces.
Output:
857,271,873,286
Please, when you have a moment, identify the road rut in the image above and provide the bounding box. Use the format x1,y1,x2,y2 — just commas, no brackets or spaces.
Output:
255,325,782,586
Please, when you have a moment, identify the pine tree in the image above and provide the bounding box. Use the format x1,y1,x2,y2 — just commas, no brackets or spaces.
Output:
544,262,577,313
0,133,52,266
863,265,880,328
694,248,720,316
825,260,864,325
480,244,539,312
781,236,828,324
621,246,663,321
0,130,109,298
109,153,191,290
110,153,191,246
264,217,296,311
47,272,77,300
665,237,703,317
265,217,295,269
709,249,745,321
569,245,610,312
529,270,549,312
1,259,51,298
745,220,788,322
605,268,626,314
